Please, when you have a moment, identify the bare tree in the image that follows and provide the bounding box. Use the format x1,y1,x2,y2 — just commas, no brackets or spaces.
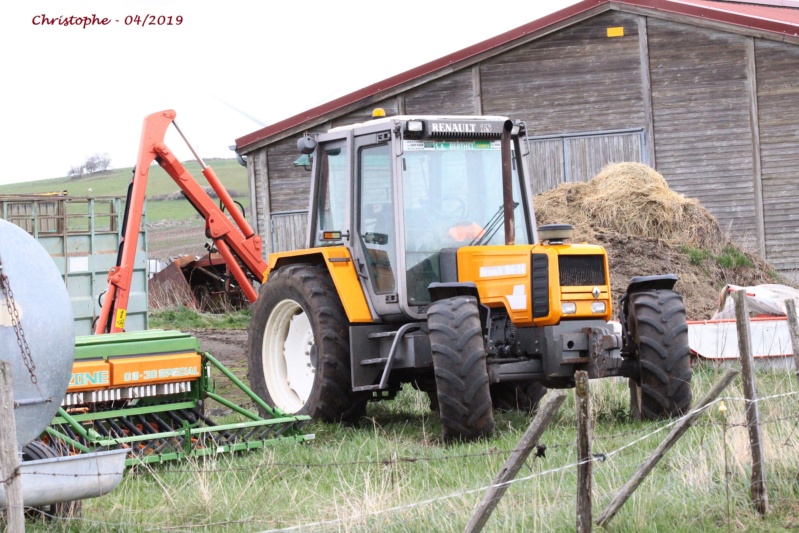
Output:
95,153,111,172
69,153,112,178
83,155,98,174
67,165,85,180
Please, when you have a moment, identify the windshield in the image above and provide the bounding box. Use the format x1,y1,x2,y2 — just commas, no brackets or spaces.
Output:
401,139,529,305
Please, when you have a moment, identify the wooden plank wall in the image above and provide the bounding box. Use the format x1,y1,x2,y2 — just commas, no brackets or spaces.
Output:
647,19,756,242
565,132,644,183
266,136,314,214
249,150,269,257
479,11,645,135
527,131,645,194
755,39,799,272
331,97,399,129
271,212,308,253
404,69,475,115
528,139,564,195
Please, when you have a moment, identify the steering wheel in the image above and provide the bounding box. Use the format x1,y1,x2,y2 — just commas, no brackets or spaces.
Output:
439,197,467,221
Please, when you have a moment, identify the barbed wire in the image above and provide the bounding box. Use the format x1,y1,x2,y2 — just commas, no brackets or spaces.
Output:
0,466,18,485
12,390,799,479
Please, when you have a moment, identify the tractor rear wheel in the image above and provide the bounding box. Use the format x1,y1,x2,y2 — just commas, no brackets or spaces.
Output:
247,265,366,422
428,296,494,442
627,289,692,420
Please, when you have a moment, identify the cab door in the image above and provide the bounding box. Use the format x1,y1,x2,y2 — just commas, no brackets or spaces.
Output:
349,132,403,320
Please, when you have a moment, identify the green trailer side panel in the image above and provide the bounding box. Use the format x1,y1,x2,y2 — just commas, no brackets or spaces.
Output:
0,196,149,336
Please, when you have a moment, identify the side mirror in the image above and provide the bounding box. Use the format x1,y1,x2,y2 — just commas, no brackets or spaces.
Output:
297,135,317,155
363,232,389,246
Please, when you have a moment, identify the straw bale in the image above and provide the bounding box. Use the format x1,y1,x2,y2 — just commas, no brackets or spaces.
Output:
533,162,781,319
536,162,725,252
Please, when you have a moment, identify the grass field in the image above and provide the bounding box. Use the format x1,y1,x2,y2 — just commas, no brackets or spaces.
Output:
0,158,248,200
27,362,799,532
8,166,799,531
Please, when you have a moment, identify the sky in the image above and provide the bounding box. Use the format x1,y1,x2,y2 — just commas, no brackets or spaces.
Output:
0,0,580,186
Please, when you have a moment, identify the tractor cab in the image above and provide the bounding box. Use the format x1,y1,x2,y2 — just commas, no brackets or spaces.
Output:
301,110,534,321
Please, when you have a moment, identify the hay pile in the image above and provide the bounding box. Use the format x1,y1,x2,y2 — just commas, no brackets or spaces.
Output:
534,162,778,319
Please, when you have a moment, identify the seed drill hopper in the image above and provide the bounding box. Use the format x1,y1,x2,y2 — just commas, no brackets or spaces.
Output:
46,330,311,466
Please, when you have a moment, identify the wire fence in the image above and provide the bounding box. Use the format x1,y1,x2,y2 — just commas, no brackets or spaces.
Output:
8,386,799,531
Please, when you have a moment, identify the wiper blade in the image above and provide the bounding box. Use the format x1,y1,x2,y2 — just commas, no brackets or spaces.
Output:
469,201,518,247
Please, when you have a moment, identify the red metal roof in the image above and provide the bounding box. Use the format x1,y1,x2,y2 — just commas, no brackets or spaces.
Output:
623,0,799,25
236,0,799,151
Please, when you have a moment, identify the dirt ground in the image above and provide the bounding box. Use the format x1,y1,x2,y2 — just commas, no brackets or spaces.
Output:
188,328,247,365
187,329,252,414
148,219,209,260
590,229,774,321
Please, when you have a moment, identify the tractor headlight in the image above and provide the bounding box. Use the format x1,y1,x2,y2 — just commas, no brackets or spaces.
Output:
591,302,606,314
406,120,424,132
561,302,577,314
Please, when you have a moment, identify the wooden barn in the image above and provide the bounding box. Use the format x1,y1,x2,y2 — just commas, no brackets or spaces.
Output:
235,0,799,276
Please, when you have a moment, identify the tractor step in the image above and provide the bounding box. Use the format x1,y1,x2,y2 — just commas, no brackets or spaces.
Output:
353,384,383,392
361,357,389,366
368,331,398,339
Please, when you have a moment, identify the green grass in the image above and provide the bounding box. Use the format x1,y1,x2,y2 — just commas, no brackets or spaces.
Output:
0,158,247,198
680,244,755,270
716,245,754,270
31,364,799,532
681,245,713,266
150,306,252,330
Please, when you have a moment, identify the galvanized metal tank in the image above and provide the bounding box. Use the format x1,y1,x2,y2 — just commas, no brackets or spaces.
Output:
0,219,74,448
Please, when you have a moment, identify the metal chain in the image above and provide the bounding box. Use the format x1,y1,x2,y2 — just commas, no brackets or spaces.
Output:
0,254,40,389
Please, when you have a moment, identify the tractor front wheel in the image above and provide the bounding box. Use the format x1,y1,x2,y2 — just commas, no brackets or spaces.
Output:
627,289,692,420
247,265,366,422
428,296,494,442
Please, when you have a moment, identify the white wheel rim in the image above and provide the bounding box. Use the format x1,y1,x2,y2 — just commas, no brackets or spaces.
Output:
261,299,316,413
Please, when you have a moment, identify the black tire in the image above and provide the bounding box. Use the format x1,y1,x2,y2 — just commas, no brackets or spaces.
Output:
21,441,82,520
490,381,546,413
627,289,692,420
247,264,367,422
428,296,494,442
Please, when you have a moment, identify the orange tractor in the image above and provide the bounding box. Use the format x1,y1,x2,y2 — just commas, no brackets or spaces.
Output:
244,109,693,441
97,110,692,443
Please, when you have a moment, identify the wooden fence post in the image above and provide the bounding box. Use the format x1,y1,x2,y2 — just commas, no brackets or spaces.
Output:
464,391,566,533
596,368,739,527
785,299,799,391
575,371,592,533
0,360,25,532
732,289,769,515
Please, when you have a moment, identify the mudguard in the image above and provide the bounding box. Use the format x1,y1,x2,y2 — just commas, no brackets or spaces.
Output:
618,274,679,351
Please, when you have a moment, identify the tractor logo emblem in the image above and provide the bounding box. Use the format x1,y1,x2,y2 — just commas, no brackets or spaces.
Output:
592,287,601,299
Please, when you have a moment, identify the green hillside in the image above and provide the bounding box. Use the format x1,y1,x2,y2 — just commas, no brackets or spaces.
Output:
0,158,249,224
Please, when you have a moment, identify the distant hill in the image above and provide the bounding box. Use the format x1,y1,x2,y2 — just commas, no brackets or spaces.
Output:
0,158,249,224
0,158,248,200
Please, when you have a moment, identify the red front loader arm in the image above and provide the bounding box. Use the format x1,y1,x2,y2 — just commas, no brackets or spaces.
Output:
95,110,269,334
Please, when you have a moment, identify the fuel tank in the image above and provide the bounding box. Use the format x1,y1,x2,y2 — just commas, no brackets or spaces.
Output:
0,219,74,448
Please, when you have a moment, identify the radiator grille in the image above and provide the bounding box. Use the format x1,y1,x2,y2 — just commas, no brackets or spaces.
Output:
531,254,549,318
558,255,605,287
